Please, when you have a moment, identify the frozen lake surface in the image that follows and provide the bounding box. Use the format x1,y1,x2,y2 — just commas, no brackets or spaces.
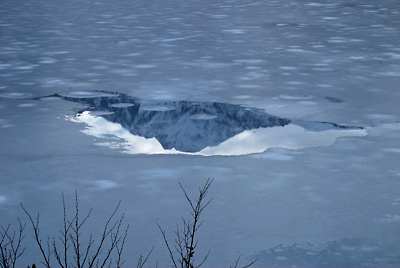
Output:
1,0,399,267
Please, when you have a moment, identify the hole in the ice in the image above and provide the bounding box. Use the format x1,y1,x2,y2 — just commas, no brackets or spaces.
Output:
53,90,366,156
0,92,33,99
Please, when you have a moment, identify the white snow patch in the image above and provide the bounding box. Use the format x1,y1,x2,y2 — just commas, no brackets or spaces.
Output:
361,244,379,251
0,92,33,99
232,95,253,100
382,148,400,153
43,47,70,53
59,91,118,99
286,48,314,54
1,124,15,128
236,84,261,89
328,37,349,43
233,59,266,64
14,65,37,70
89,111,115,116
111,103,135,108
348,56,365,60
190,114,218,120
279,94,313,100
251,153,294,161
125,53,143,57
222,29,247,34
134,168,180,179
92,180,118,190
18,103,36,107
279,66,298,70
39,58,58,64
340,245,357,250
39,96,61,101
141,105,176,111
378,215,400,223
366,113,396,120
134,64,157,69
392,199,400,206
285,81,305,85
109,69,137,76
378,72,400,77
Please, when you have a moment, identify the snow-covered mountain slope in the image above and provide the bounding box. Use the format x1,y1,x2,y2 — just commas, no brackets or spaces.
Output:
56,90,366,155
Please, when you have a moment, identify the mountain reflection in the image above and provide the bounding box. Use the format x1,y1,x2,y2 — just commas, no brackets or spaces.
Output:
53,90,366,156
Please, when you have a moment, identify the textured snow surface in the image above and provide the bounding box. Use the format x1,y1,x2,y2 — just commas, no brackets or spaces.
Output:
1,0,399,267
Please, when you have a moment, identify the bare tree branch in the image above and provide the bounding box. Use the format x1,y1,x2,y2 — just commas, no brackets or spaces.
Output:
0,219,26,268
116,223,130,268
87,200,121,268
22,192,133,268
136,246,153,268
230,256,257,268
158,178,214,268
21,203,51,268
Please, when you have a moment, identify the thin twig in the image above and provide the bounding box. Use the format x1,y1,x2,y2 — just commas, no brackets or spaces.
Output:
0,219,26,268
158,178,214,268
21,203,51,268
157,224,178,268
136,246,153,268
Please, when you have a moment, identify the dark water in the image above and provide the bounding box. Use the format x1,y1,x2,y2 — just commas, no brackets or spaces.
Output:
47,90,365,155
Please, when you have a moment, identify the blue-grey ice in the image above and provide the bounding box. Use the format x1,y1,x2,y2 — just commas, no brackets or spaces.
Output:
1,0,399,267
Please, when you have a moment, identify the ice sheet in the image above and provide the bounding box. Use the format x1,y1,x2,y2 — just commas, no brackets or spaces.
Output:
1,0,399,267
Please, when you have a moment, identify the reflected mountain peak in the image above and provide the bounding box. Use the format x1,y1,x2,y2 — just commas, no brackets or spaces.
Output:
52,90,366,156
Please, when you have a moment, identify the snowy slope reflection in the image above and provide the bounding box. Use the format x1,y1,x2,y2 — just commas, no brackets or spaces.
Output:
57,91,366,156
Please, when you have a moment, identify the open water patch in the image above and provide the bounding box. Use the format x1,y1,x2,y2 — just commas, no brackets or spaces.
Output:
18,103,36,108
48,90,366,156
